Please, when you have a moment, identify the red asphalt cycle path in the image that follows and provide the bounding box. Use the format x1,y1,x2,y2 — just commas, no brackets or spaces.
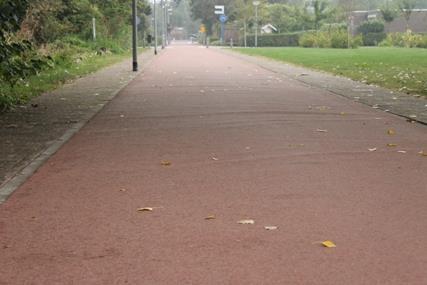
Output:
1,43,427,284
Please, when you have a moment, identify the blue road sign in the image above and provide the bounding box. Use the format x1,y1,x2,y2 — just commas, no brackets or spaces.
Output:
219,14,228,23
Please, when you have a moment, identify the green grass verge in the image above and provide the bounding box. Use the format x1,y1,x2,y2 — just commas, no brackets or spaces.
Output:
1,48,144,110
234,47,427,96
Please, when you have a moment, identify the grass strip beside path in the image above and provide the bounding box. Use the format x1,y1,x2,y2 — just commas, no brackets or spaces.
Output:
234,47,427,97
1,48,145,110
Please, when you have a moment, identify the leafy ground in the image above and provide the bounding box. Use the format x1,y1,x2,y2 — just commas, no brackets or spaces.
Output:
234,47,427,96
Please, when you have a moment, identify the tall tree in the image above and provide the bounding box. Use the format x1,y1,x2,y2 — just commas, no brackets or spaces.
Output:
399,0,416,30
190,0,235,35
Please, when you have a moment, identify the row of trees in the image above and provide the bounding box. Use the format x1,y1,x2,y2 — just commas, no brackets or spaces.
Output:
0,0,156,110
189,0,426,38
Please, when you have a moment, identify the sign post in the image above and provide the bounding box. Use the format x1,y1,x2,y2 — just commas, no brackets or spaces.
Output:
214,5,225,15
215,5,227,45
219,14,228,45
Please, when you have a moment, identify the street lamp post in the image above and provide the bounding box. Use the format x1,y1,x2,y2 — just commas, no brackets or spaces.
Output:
153,0,158,55
167,8,173,45
163,2,167,47
160,0,165,49
132,0,138,71
253,1,260,48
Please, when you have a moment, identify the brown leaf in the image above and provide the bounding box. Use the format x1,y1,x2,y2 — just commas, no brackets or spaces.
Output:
387,129,396,135
237,219,255,225
137,207,153,212
161,160,171,166
264,226,278,231
321,240,336,248
205,215,216,220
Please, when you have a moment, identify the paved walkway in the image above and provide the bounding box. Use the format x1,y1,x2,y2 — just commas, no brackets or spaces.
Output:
0,50,154,198
1,43,427,284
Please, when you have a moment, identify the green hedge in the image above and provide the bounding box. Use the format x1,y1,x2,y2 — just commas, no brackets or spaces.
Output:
363,32,387,46
299,30,361,49
244,33,301,47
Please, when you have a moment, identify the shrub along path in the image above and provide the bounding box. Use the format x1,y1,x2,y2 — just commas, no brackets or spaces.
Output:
0,50,154,199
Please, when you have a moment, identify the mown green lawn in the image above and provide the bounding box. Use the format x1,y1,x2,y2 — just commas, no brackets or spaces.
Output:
234,47,427,96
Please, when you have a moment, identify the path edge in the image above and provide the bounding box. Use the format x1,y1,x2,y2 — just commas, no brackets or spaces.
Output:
0,51,157,204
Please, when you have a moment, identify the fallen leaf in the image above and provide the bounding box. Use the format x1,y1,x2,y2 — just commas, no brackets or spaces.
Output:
340,112,346,116
387,143,397,147
119,188,127,192
264,226,278,231
212,157,219,161
368,148,377,152
387,129,396,135
316,129,328,133
322,240,336,248
5,124,18,129
397,150,407,154
419,151,427,156
161,160,171,166
409,115,417,119
289,144,305,148
205,215,216,220
237,219,255,225
137,207,153,212
120,114,125,118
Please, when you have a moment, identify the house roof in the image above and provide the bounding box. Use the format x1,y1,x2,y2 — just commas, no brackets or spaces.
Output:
261,24,278,31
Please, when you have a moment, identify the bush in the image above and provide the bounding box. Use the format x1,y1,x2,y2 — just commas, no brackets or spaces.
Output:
357,20,386,46
299,30,360,49
299,32,317,47
245,33,300,47
379,32,427,48
363,32,387,46
358,20,385,34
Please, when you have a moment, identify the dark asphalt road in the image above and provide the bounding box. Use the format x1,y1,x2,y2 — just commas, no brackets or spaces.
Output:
1,43,427,284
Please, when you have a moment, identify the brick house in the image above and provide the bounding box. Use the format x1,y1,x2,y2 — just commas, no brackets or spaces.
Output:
350,9,427,34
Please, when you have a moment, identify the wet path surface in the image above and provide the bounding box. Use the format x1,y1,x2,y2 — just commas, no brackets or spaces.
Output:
1,44,426,284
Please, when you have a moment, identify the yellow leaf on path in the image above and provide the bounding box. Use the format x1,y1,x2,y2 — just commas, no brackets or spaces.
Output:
387,129,396,135
237,219,255,225
161,161,171,166
387,143,397,147
289,144,305,148
264,226,278,231
419,151,427,156
137,207,153,212
205,215,216,220
340,112,346,116
322,240,336,248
